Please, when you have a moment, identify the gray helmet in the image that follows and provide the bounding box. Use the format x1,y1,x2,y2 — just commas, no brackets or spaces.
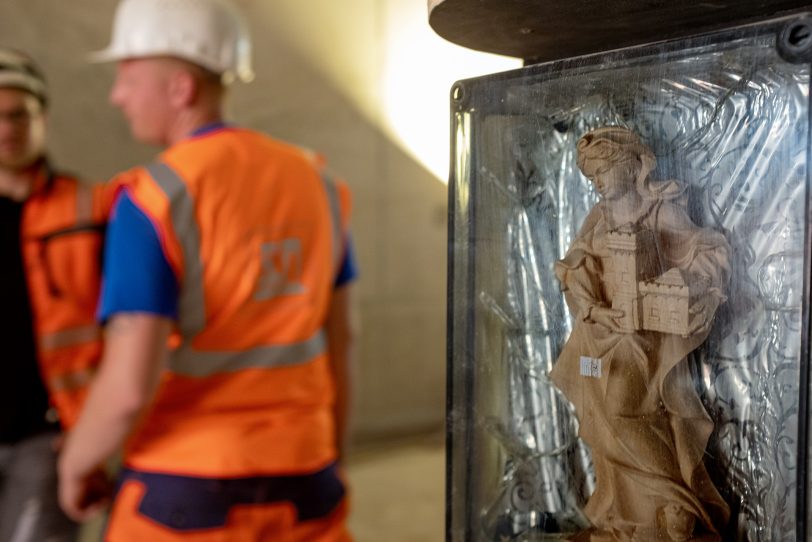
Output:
0,48,47,107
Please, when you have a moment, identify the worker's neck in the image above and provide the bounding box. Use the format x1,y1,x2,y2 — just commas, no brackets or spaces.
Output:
0,161,40,202
166,107,224,147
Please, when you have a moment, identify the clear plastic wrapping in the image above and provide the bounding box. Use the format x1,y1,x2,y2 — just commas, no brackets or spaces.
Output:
448,16,811,542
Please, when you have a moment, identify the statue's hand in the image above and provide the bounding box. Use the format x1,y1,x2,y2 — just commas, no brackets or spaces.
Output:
589,305,625,332
688,294,721,335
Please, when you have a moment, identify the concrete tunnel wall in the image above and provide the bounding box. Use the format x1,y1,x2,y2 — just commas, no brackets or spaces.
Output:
0,0,449,445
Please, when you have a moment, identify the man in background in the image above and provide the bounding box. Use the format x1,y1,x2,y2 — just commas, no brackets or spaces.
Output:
58,0,357,539
0,48,110,541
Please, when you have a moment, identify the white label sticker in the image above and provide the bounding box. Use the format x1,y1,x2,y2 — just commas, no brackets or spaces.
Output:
580,356,602,378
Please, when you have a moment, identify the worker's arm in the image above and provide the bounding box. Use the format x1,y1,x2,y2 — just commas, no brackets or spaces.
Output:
325,284,356,462
58,312,172,521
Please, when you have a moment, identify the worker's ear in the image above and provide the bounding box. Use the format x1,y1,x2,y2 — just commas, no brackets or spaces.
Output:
167,68,197,109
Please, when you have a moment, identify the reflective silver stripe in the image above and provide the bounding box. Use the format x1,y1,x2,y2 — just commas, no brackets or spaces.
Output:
48,366,96,392
167,330,326,377
75,181,93,222
145,163,206,338
9,498,41,542
146,162,328,377
39,324,100,351
320,173,343,271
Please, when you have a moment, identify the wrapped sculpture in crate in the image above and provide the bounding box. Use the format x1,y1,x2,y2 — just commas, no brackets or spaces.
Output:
446,14,812,542
551,126,732,541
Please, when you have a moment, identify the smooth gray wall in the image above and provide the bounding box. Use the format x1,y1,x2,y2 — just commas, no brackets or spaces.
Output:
0,0,448,444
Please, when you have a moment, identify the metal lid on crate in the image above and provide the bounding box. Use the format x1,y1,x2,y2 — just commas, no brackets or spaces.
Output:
428,0,812,62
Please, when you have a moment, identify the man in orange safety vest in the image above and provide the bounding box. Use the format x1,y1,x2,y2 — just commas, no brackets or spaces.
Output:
57,0,358,540
0,47,112,542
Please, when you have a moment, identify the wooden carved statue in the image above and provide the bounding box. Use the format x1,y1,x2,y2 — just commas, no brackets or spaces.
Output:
550,126,731,542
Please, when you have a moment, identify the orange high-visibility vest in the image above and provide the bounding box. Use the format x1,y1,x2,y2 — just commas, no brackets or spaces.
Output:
118,128,351,478
21,165,114,428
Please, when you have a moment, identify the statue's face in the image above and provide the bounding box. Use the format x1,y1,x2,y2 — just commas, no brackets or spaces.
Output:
583,158,636,201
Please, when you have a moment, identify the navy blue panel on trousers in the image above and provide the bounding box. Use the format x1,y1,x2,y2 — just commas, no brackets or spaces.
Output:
116,462,345,531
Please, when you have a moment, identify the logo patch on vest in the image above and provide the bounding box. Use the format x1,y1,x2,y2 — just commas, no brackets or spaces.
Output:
254,238,306,300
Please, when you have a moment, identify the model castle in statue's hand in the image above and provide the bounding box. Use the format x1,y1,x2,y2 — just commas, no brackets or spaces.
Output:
606,225,711,337
550,127,731,541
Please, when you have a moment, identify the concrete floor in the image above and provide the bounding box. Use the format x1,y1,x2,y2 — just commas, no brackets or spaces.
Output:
348,433,445,542
79,433,446,541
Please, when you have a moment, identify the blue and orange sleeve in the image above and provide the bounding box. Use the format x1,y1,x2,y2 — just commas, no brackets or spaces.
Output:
335,237,358,288
98,191,180,322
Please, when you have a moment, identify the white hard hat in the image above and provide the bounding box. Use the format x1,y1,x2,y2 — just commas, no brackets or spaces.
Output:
90,0,254,84
0,48,48,105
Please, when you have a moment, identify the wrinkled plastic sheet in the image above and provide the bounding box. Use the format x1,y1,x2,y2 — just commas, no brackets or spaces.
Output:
450,25,809,542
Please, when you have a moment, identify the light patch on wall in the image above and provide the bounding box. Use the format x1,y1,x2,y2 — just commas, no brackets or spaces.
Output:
247,0,519,183
380,5,520,183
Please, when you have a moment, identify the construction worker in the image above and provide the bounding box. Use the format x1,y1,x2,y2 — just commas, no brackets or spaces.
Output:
57,0,357,539
0,48,111,541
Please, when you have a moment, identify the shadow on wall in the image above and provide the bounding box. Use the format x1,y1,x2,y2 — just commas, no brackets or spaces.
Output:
0,0,449,443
